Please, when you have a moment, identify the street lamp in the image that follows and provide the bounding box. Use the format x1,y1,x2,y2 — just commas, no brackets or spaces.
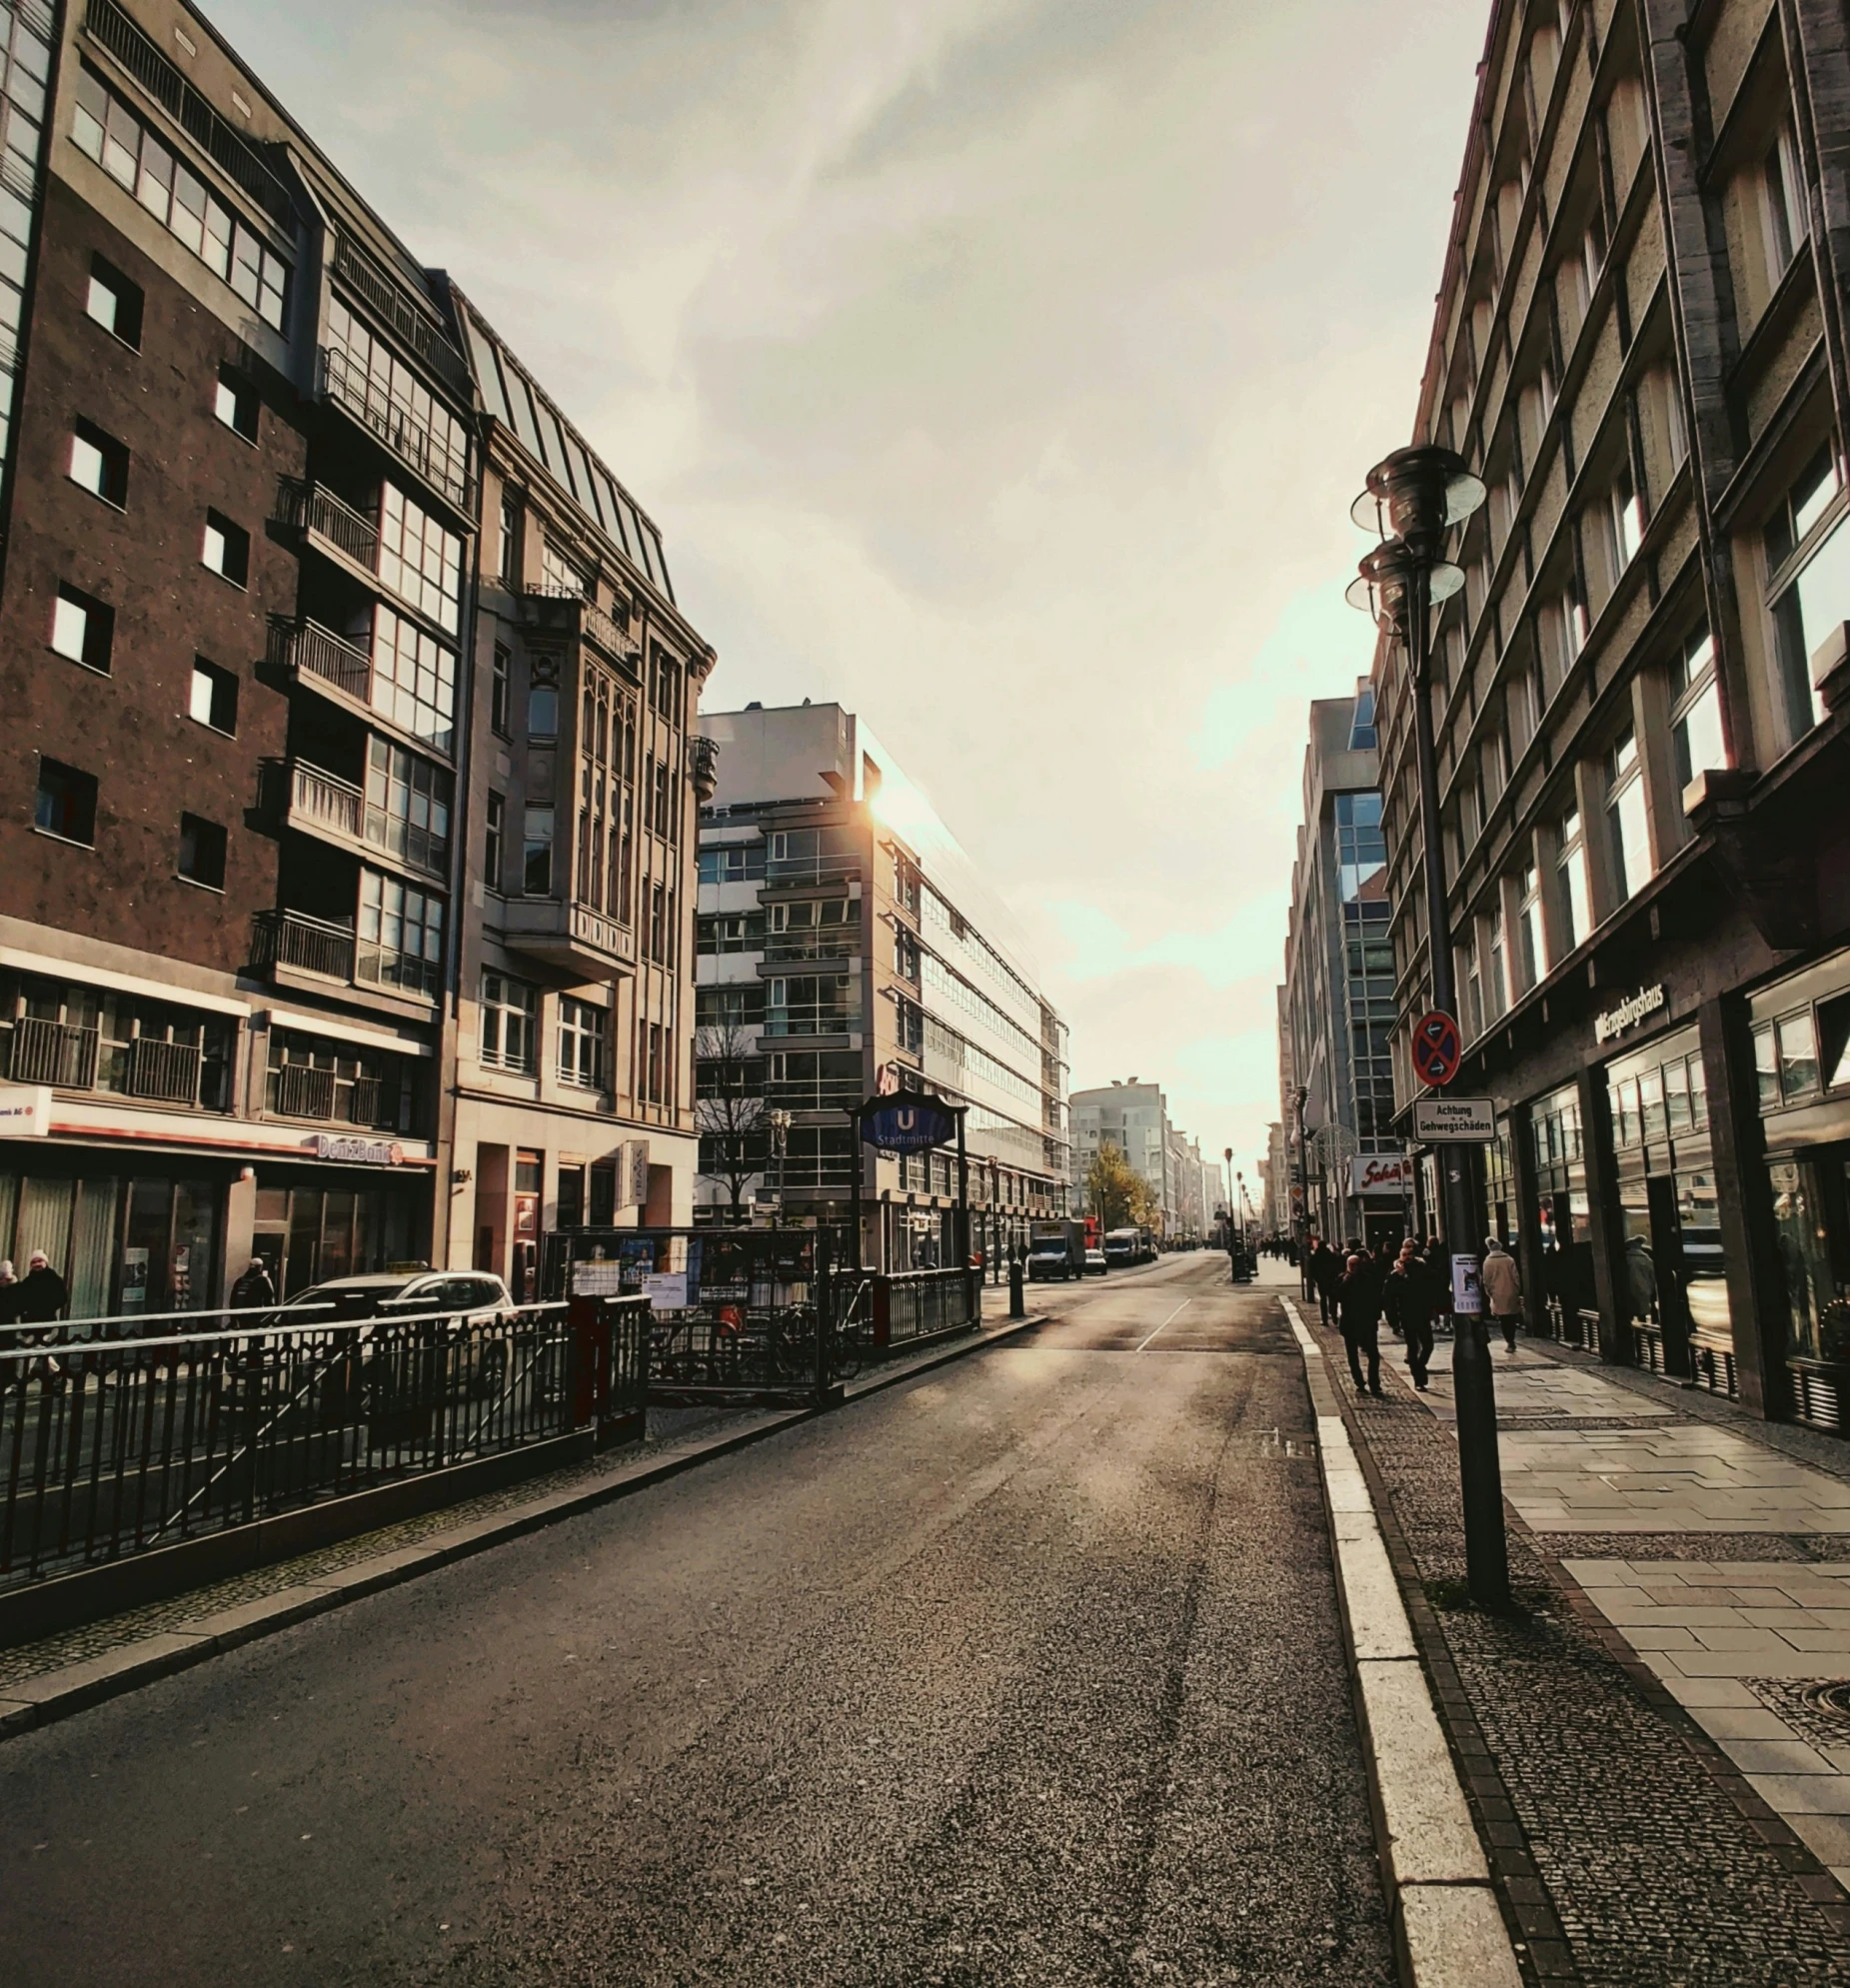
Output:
767,1107,792,1226
1348,442,1509,1612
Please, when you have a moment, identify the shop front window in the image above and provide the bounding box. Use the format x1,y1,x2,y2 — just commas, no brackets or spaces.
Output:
1769,1159,1836,1362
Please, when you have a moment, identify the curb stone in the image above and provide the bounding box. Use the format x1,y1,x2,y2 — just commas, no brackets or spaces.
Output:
1280,1293,1524,1988
0,1309,1045,1743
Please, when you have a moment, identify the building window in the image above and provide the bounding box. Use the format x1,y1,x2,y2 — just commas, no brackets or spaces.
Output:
697,913,767,955
189,658,237,733
364,739,452,876
324,298,469,505
558,997,605,1088
542,539,587,598
71,64,291,333
1347,685,1377,751
85,255,142,348
529,681,558,738
1670,627,1725,791
357,870,444,998
649,882,667,962
1558,805,1590,949
498,497,520,584
480,971,537,1073
1609,464,1644,572
491,644,511,735
698,842,767,885
652,757,674,840
652,650,681,720
1763,121,1806,286
1334,791,1386,900
214,368,259,441
485,791,505,890
523,807,554,895
1606,728,1651,904
1764,447,1848,746
371,608,457,756
1522,871,1548,996
35,759,97,846
70,419,128,507
177,813,226,890
51,585,113,674
267,1028,410,1131
377,485,462,634
202,510,249,586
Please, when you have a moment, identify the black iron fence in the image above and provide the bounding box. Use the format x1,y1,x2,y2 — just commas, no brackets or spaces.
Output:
0,1294,647,1592
880,1268,982,1347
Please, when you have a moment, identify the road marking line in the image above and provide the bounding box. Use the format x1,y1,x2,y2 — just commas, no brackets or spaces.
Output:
1135,1298,1191,1352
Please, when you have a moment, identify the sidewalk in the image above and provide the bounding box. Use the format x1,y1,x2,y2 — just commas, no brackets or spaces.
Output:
0,1313,1035,1733
1262,1256,1850,1981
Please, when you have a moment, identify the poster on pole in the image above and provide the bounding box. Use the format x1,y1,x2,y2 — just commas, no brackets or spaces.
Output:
1451,1253,1483,1315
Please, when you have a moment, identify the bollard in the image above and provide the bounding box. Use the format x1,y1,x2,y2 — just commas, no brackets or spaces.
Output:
1008,1256,1025,1319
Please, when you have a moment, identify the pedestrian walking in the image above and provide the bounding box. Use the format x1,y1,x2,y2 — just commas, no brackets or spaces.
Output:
17,1248,67,1326
1382,1239,1437,1390
230,1256,276,1318
1483,1235,1523,1352
1337,1251,1385,1397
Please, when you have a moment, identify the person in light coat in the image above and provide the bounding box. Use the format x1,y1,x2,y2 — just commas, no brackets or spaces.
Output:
1482,1235,1523,1352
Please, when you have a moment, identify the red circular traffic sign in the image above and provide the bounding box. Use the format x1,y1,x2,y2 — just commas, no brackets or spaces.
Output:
1411,1009,1463,1086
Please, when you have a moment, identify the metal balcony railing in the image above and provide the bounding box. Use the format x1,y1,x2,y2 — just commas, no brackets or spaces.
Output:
319,346,471,510
273,1063,387,1127
274,619,373,704
763,936,858,965
520,586,635,669
8,1016,99,1088
277,480,380,569
765,856,861,887
290,762,364,842
253,910,357,984
127,1036,201,1106
762,1008,859,1038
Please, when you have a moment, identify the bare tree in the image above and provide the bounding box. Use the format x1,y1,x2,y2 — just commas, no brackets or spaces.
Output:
695,1020,767,1220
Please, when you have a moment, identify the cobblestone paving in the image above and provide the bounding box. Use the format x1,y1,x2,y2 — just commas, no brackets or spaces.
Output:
1313,1315,1850,1986
0,1401,762,1692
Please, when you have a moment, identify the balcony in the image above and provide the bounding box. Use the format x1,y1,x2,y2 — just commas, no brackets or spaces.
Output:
519,587,639,676
764,856,861,889
277,478,380,572
254,910,442,1011
286,761,364,847
273,617,373,705
762,1007,858,1040
319,345,472,513
501,898,637,981
272,1060,386,1129
282,760,449,884
3,1018,205,1107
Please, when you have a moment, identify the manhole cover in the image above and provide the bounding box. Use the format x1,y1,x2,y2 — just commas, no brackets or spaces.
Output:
1746,1676,1850,1744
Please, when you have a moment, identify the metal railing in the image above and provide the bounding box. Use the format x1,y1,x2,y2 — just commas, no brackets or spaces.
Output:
331,230,474,399
8,1016,98,1088
278,479,380,569
0,1294,648,1591
126,1035,200,1106
290,761,364,841
271,1063,385,1127
253,909,357,984
763,1008,860,1037
765,856,861,887
763,937,859,964
880,1268,982,1347
273,617,374,704
520,586,635,668
320,347,472,509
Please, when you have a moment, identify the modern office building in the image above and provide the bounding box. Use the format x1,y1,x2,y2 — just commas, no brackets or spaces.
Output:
1279,685,1404,1250
1070,1078,1171,1228
0,0,710,1311
1370,0,1850,1433
693,702,1069,1269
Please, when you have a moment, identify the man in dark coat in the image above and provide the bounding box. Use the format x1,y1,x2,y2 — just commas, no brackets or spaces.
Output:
16,1249,67,1325
1337,1251,1385,1396
230,1257,276,1313
1382,1240,1438,1390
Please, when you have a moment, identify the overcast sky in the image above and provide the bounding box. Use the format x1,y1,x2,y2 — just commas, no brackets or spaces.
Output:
208,0,1487,1188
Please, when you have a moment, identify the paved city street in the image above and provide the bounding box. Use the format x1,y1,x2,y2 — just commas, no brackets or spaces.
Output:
0,1255,1395,1987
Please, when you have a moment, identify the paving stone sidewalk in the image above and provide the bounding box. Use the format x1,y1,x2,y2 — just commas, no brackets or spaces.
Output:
1288,1266,1850,1986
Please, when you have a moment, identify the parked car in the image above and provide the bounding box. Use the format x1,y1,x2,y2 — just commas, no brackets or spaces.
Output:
1082,1249,1108,1276
281,1271,520,1411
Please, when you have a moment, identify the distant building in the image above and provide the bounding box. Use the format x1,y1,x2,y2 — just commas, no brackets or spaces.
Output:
1071,1078,1171,1230
694,702,1069,1269
1280,684,1404,1250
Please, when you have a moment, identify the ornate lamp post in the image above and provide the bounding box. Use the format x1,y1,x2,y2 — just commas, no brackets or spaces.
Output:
1348,443,1509,1611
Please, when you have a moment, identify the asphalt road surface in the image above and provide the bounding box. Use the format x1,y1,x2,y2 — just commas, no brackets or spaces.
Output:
0,1252,1395,1987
